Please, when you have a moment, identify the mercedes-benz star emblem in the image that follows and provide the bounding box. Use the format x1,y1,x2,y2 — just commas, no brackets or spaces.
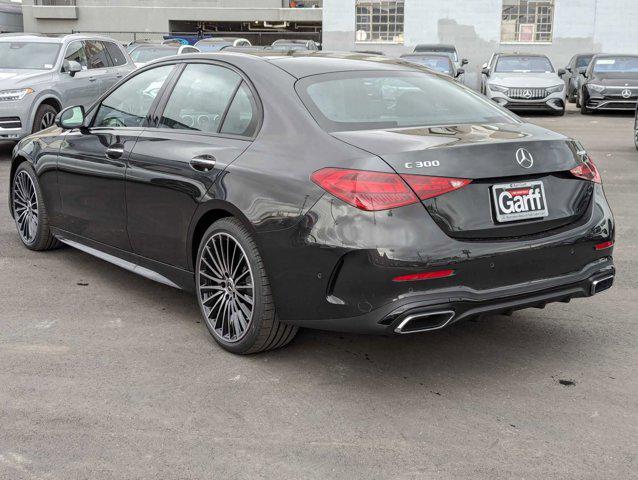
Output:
515,148,534,169
523,89,533,99
621,89,632,99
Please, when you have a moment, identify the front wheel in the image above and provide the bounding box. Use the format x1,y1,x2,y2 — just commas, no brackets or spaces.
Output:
634,129,638,151
32,103,58,133
195,218,298,354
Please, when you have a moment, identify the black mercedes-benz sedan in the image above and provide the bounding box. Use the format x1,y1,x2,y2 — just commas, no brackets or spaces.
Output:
579,54,638,113
9,52,615,354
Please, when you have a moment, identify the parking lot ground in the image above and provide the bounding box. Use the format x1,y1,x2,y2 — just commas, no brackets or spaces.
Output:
1,105,637,479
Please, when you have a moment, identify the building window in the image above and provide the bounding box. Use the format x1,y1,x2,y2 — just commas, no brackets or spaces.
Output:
501,0,554,43
355,1,404,44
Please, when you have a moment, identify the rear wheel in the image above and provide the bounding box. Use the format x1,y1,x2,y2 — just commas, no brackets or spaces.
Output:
11,163,60,251
195,218,298,354
634,129,638,151
32,104,58,133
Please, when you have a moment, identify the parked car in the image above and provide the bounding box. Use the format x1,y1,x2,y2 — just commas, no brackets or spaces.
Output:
9,52,615,354
125,39,155,53
578,54,638,114
129,44,200,68
0,33,135,140
400,53,463,79
563,53,596,103
413,44,467,70
195,38,252,52
481,53,566,115
634,103,638,150
270,39,319,51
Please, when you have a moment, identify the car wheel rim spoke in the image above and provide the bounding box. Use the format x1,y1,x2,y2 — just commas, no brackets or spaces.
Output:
41,112,55,129
198,232,255,343
12,171,38,244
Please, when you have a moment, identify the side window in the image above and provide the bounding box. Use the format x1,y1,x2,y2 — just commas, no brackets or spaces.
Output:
159,64,241,133
64,41,88,70
220,82,259,137
104,42,127,66
85,40,110,69
180,46,199,54
93,65,174,128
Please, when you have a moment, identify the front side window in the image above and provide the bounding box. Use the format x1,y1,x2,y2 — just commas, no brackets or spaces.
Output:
93,65,174,128
64,41,88,70
85,40,110,69
501,0,554,43
355,0,404,44
298,71,514,132
576,55,594,69
159,64,241,133
495,56,554,73
0,42,60,70
104,42,127,66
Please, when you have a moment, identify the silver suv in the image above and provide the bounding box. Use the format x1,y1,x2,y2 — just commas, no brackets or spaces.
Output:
0,33,135,140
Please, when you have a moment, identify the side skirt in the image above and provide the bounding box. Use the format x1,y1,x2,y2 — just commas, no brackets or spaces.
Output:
51,228,195,292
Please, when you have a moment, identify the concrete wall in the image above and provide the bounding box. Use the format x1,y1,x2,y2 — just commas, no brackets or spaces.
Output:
323,0,638,89
21,0,322,41
0,0,23,32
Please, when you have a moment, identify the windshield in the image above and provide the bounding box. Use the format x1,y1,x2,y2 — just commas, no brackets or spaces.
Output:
414,46,457,61
593,57,638,73
297,71,513,132
130,47,179,63
401,56,452,74
270,44,309,51
0,42,60,70
576,55,593,69
495,56,554,73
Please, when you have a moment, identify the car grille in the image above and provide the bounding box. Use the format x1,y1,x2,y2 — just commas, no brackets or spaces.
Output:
507,88,548,100
0,117,21,129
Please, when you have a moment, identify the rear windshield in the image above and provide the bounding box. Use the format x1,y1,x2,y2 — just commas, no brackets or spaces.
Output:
297,71,513,132
0,42,60,70
593,57,638,73
495,56,554,73
401,56,452,74
130,46,179,63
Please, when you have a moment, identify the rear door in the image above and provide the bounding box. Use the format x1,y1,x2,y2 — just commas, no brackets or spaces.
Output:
126,62,259,268
103,40,133,87
58,40,100,108
84,40,112,96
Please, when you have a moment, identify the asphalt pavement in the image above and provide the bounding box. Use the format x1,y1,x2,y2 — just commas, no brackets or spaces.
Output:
1,105,637,479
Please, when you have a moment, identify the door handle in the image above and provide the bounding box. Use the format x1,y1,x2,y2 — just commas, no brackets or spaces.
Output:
190,155,217,172
105,144,125,159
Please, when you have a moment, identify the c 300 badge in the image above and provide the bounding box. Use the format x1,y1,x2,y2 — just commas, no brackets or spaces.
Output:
404,160,440,169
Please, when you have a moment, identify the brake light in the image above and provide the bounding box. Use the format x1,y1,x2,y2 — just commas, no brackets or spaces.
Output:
570,160,601,184
401,174,472,201
595,240,614,250
393,269,455,282
311,168,472,211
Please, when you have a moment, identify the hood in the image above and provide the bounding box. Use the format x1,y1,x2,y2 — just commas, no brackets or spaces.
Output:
489,72,562,88
590,73,638,86
331,122,580,179
0,69,52,89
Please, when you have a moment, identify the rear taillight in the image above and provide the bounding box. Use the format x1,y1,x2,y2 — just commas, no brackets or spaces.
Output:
595,240,614,250
311,168,471,211
393,269,455,282
570,159,601,184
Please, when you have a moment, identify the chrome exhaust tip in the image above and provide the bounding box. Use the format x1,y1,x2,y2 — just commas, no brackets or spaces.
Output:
591,275,614,295
394,310,455,334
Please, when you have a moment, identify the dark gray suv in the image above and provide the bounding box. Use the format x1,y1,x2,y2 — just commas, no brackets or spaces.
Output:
0,33,135,140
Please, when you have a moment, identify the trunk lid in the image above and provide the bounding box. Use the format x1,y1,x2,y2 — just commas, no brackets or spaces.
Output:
332,123,593,239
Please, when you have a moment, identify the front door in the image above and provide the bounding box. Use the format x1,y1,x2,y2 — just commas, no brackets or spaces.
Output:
126,62,260,268
56,64,176,250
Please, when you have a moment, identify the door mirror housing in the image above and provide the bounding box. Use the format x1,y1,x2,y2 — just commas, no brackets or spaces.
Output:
456,68,465,77
461,58,468,66
557,68,567,76
63,60,82,77
56,105,85,129
481,67,490,76
565,66,573,73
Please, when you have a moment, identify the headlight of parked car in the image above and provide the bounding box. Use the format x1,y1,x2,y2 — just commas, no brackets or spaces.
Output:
0,88,34,101
587,84,605,93
546,84,564,93
489,84,509,93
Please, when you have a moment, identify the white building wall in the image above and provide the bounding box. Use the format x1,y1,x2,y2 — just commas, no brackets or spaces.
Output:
323,0,638,88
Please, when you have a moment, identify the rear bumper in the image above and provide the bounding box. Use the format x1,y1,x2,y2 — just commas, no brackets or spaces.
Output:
284,257,615,334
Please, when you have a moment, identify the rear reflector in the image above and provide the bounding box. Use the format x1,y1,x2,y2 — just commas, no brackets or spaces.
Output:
570,159,601,184
311,168,471,211
393,269,455,282
595,240,614,250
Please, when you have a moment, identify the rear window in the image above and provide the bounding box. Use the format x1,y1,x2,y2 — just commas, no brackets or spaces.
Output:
495,56,554,73
297,71,513,132
130,46,179,63
401,56,452,74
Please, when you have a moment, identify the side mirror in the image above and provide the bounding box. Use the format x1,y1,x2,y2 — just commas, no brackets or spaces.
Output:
565,66,573,73
582,71,589,78
481,67,490,76
558,68,567,76
461,58,468,66
456,68,465,77
55,105,85,129
63,60,82,77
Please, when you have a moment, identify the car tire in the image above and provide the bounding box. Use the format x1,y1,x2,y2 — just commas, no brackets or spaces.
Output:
553,107,566,116
567,88,576,103
634,130,638,151
580,101,591,115
195,217,298,354
32,103,58,134
11,162,61,251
